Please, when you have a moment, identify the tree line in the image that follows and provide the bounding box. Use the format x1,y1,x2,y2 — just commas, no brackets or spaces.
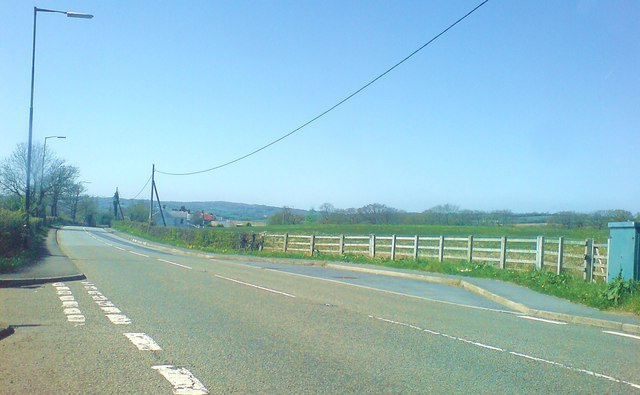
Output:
0,143,99,225
268,203,639,229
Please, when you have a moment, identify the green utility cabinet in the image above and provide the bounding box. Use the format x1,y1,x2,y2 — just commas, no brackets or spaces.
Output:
607,221,640,282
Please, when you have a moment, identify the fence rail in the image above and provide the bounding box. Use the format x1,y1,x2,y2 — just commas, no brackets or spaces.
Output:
261,233,608,281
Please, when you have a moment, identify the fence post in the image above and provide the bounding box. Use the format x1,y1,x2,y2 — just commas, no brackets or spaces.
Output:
556,236,564,275
310,234,315,256
283,233,289,253
413,235,419,260
467,235,474,263
339,234,345,255
391,235,397,260
500,236,507,270
438,236,445,262
536,236,545,271
589,239,596,282
583,239,593,281
369,234,376,258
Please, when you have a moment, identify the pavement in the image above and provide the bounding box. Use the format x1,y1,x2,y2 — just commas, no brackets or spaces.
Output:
0,228,85,338
2,227,639,338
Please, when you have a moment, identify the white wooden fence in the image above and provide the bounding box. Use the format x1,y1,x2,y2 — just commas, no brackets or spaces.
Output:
261,233,608,281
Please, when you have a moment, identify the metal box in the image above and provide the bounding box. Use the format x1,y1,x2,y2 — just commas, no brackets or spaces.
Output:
607,221,640,282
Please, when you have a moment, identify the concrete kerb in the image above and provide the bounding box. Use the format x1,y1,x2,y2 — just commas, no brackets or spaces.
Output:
0,274,86,288
116,231,640,335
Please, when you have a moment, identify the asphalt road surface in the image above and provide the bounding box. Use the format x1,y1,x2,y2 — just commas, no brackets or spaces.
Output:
1,226,639,394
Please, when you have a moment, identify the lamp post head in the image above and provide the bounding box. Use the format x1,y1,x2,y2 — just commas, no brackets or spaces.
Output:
65,12,93,19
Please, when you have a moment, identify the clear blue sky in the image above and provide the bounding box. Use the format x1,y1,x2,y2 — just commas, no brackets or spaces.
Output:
2,1,639,214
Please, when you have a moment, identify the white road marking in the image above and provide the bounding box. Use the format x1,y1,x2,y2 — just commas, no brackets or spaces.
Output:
87,290,102,295
129,251,149,258
92,295,108,301
369,315,640,390
517,315,567,325
152,365,209,395
603,330,640,341
158,258,193,270
95,300,115,307
56,290,72,295
84,285,98,290
63,308,82,315
67,315,85,323
59,295,75,301
124,333,162,351
52,282,65,287
55,286,70,291
260,267,517,315
215,274,296,298
114,246,126,251
106,314,131,325
101,306,122,314
62,301,79,308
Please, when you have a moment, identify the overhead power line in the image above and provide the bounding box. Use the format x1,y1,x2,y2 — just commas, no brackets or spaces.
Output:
157,0,489,177
129,175,152,200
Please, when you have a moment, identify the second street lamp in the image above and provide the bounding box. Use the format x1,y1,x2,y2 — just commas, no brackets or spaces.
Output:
39,135,66,218
24,7,93,238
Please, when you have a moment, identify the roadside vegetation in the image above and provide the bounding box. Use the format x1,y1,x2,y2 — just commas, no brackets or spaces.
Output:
0,209,46,273
112,220,640,316
0,143,102,273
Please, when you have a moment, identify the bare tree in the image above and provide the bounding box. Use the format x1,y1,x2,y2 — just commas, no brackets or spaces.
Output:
0,143,79,217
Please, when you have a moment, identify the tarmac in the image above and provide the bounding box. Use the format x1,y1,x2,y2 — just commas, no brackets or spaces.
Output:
2,227,639,339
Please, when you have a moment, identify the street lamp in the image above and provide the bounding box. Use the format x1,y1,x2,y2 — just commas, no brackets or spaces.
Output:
24,7,93,237
38,135,66,217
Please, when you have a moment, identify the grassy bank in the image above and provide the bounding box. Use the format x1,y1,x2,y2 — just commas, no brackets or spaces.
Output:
112,221,638,316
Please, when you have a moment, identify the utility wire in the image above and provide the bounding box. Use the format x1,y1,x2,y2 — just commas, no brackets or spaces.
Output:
128,175,152,200
157,0,489,177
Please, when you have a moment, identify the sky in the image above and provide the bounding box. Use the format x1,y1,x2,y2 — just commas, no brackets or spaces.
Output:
1,0,639,214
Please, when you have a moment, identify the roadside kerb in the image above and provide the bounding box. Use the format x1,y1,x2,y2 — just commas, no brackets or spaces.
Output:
115,231,640,335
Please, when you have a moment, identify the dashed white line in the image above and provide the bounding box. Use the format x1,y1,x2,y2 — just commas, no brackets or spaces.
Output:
53,283,85,324
158,258,193,270
106,314,132,325
215,274,296,298
517,315,567,325
125,333,162,351
114,246,126,251
603,330,640,341
152,365,209,395
129,251,149,258
369,314,640,390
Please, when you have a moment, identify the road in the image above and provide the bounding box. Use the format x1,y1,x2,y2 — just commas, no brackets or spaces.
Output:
1,226,639,394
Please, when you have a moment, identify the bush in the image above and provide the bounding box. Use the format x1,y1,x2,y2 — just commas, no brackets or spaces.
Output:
112,221,263,253
0,209,26,257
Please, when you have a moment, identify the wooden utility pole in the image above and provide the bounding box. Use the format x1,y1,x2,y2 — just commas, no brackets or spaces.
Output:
148,164,167,228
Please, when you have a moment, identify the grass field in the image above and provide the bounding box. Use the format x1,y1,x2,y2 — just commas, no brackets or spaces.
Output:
258,224,609,241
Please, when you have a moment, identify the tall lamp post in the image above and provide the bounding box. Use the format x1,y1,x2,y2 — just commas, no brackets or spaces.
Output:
24,7,92,237
38,135,66,217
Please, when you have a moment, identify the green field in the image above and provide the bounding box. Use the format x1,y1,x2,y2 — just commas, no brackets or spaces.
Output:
258,224,609,241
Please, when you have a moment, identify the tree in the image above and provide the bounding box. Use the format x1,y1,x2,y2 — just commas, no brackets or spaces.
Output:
127,203,149,222
0,143,80,218
267,206,303,225
357,203,399,224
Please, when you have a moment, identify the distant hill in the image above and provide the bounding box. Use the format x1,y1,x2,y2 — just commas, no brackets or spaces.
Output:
95,197,306,221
